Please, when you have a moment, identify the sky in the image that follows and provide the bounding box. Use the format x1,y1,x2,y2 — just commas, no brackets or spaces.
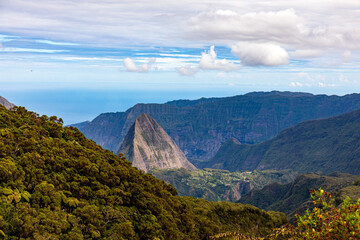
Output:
0,0,360,124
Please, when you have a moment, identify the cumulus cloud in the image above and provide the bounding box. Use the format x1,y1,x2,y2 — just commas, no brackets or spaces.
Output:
176,65,199,76
187,7,360,59
231,42,289,66
200,46,240,71
123,58,149,73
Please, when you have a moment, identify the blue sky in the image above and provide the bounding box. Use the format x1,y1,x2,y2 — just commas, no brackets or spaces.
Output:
1,0,360,124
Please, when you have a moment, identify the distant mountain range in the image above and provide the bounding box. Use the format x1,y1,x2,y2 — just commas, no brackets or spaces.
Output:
0,96,15,109
119,113,196,172
204,107,360,174
73,91,360,161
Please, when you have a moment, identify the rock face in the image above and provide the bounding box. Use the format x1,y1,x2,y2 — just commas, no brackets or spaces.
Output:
118,113,196,172
74,91,360,160
0,96,15,109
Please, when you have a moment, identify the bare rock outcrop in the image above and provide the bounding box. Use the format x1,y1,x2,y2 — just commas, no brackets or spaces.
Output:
118,113,196,172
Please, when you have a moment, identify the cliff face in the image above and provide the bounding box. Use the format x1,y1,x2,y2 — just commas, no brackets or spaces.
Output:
75,91,360,160
118,113,196,172
206,108,360,175
0,96,15,109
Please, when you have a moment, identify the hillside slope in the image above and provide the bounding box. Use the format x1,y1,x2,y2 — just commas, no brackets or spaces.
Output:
206,108,360,174
0,105,286,239
238,172,359,222
119,113,196,172
75,91,360,160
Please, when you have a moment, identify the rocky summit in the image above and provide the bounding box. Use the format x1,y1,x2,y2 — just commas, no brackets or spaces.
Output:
0,96,15,109
118,113,196,172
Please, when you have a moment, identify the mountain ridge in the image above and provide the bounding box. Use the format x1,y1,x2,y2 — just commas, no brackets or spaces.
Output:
74,91,360,160
205,107,360,174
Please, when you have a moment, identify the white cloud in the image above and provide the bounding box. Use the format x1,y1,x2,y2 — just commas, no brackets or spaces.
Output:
176,65,199,76
0,47,68,53
123,58,149,73
342,51,352,62
290,49,324,59
231,42,289,66
187,7,360,61
188,9,304,44
35,40,79,46
199,46,240,71
290,81,305,87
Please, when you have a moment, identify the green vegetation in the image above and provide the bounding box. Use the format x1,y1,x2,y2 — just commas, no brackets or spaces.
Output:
239,172,359,223
151,168,297,202
0,105,286,239
210,189,360,240
206,107,360,174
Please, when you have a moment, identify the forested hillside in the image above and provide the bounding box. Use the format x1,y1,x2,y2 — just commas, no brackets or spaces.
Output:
0,105,286,239
206,108,360,174
74,91,360,160
238,172,359,223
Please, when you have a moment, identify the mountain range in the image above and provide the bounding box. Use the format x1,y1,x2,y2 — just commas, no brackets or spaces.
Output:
74,91,360,161
119,113,196,172
204,107,360,174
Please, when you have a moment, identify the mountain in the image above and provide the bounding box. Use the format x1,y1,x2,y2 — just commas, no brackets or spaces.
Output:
0,96,15,109
0,105,286,239
238,172,359,223
118,113,196,172
206,108,360,174
74,91,360,161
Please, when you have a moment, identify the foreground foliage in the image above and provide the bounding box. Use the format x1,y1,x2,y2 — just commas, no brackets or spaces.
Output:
0,106,286,239
295,188,360,239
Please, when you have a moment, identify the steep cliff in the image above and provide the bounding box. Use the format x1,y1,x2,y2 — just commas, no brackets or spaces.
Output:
118,113,196,172
75,91,360,160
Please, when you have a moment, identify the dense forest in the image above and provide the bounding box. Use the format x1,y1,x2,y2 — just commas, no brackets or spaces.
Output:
0,105,286,239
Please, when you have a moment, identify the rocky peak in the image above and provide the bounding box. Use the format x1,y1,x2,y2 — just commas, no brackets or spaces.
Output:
0,96,15,110
118,113,196,172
